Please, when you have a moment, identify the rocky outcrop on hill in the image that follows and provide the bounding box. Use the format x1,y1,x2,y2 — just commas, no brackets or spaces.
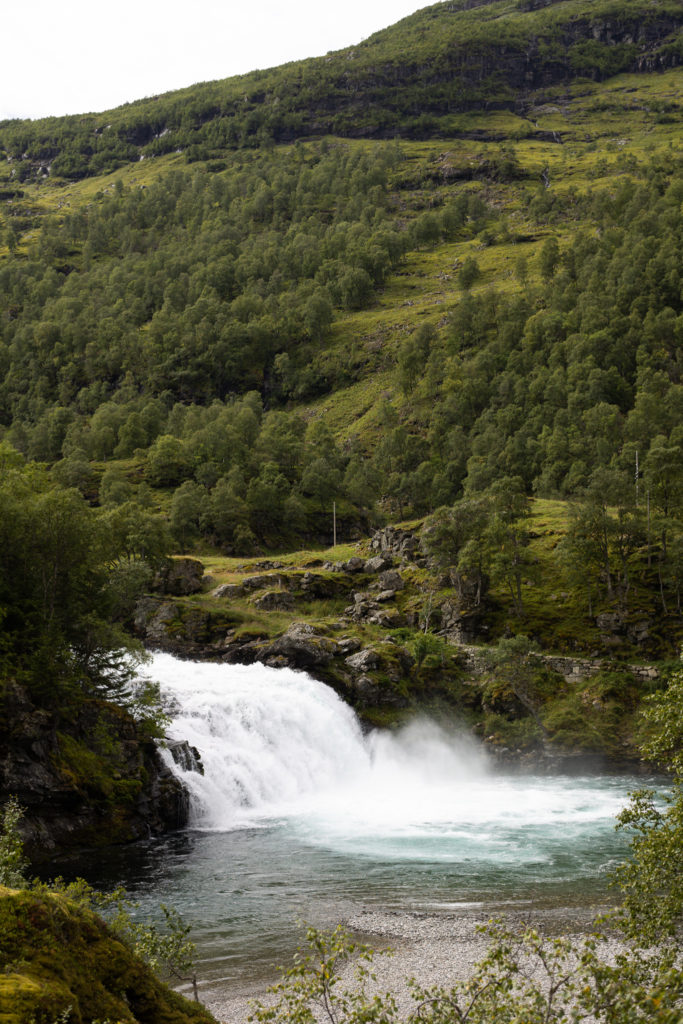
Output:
369,526,423,564
153,557,205,595
0,683,188,864
258,621,338,669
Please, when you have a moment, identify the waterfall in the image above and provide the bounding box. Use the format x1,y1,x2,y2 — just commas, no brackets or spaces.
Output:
152,653,370,829
149,652,489,834
148,652,633,864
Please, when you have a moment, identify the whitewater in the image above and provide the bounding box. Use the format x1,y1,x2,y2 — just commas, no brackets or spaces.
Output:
84,652,647,999
151,652,635,867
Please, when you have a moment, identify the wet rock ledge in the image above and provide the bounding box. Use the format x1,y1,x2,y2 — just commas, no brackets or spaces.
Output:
0,682,188,865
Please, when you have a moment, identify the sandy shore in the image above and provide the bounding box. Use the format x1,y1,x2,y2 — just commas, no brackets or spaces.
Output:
205,903,613,1024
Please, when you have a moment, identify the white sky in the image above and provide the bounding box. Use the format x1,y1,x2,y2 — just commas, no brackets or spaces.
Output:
1,0,426,122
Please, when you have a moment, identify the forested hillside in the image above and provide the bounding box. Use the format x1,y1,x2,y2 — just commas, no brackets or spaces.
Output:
0,0,681,693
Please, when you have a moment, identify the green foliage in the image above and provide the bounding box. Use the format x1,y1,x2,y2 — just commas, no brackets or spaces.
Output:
249,924,397,1024
612,659,683,944
540,668,642,756
410,631,448,669
613,784,683,946
422,480,535,616
481,635,555,737
0,446,166,703
458,255,481,291
250,920,683,1024
0,798,28,889
538,235,560,280
101,892,200,1002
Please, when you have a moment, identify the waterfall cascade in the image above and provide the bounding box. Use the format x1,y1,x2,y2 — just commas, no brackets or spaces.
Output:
94,653,648,991
156,653,371,829
150,653,632,864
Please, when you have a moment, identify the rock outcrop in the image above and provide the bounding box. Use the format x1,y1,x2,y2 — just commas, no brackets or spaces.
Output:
153,557,205,595
259,621,338,669
369,525,423,563
0,683,188,864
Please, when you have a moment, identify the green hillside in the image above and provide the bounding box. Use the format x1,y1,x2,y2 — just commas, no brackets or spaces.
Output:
0,0,681,785
1,0,681,180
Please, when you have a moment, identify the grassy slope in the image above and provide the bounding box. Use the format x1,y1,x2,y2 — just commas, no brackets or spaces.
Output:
0,886,215,1024
303,68,683,441
1,44,681,763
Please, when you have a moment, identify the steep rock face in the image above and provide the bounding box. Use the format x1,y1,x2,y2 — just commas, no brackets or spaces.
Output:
259,5,683,142
0,684,188,864
0,886,215,1024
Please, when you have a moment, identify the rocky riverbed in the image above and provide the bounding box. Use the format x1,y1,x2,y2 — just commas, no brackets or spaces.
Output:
205,904,619,1023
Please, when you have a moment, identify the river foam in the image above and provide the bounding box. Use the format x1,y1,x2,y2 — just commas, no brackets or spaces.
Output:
150,653,632,866
82,652,653,994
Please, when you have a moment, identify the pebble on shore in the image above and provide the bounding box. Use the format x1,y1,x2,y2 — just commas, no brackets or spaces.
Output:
205,904,616,1024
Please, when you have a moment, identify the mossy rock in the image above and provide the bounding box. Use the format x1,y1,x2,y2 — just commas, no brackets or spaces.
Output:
0,887,216,1024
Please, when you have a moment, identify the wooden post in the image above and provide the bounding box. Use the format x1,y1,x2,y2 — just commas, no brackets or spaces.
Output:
635,449,639,507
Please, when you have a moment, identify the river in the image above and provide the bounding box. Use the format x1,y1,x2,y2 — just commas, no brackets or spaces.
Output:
74,653,650,1003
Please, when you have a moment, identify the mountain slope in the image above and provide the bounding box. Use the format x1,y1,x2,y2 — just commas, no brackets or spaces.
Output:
0,0,680,640
1,0,681,182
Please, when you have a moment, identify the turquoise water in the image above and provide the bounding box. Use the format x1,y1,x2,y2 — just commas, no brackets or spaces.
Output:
73,655,651,999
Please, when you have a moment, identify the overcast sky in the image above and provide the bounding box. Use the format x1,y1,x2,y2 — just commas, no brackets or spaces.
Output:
1,0,425,122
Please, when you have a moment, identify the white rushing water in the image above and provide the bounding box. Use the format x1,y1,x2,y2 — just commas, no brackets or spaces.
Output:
94,652,652,991
150,652,632,864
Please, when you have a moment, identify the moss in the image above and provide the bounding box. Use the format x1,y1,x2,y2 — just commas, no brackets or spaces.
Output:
0,886,216,1024
55,732,142,807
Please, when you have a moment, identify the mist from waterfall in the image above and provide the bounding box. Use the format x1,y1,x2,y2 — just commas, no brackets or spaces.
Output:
151,653,631,864
72,652,650,992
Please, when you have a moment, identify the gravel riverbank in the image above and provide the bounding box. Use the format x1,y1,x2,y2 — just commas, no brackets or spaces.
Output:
205,903,615,1024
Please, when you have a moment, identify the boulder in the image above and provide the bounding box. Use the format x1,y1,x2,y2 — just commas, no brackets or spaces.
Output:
344,592,380,621
364,554,394,574
212,583,245,599
337,636,362,656
259,622,338,668
342,556,366,573
366,610,405,628
134,598,178,646
153,557,204,595
242,573,290,591
345,673,378,705
345,647,380,673
253,591,296,611
378,569,404,591
166,739,204,775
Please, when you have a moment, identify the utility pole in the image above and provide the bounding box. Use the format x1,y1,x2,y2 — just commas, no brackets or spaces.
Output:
635,449,639,507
